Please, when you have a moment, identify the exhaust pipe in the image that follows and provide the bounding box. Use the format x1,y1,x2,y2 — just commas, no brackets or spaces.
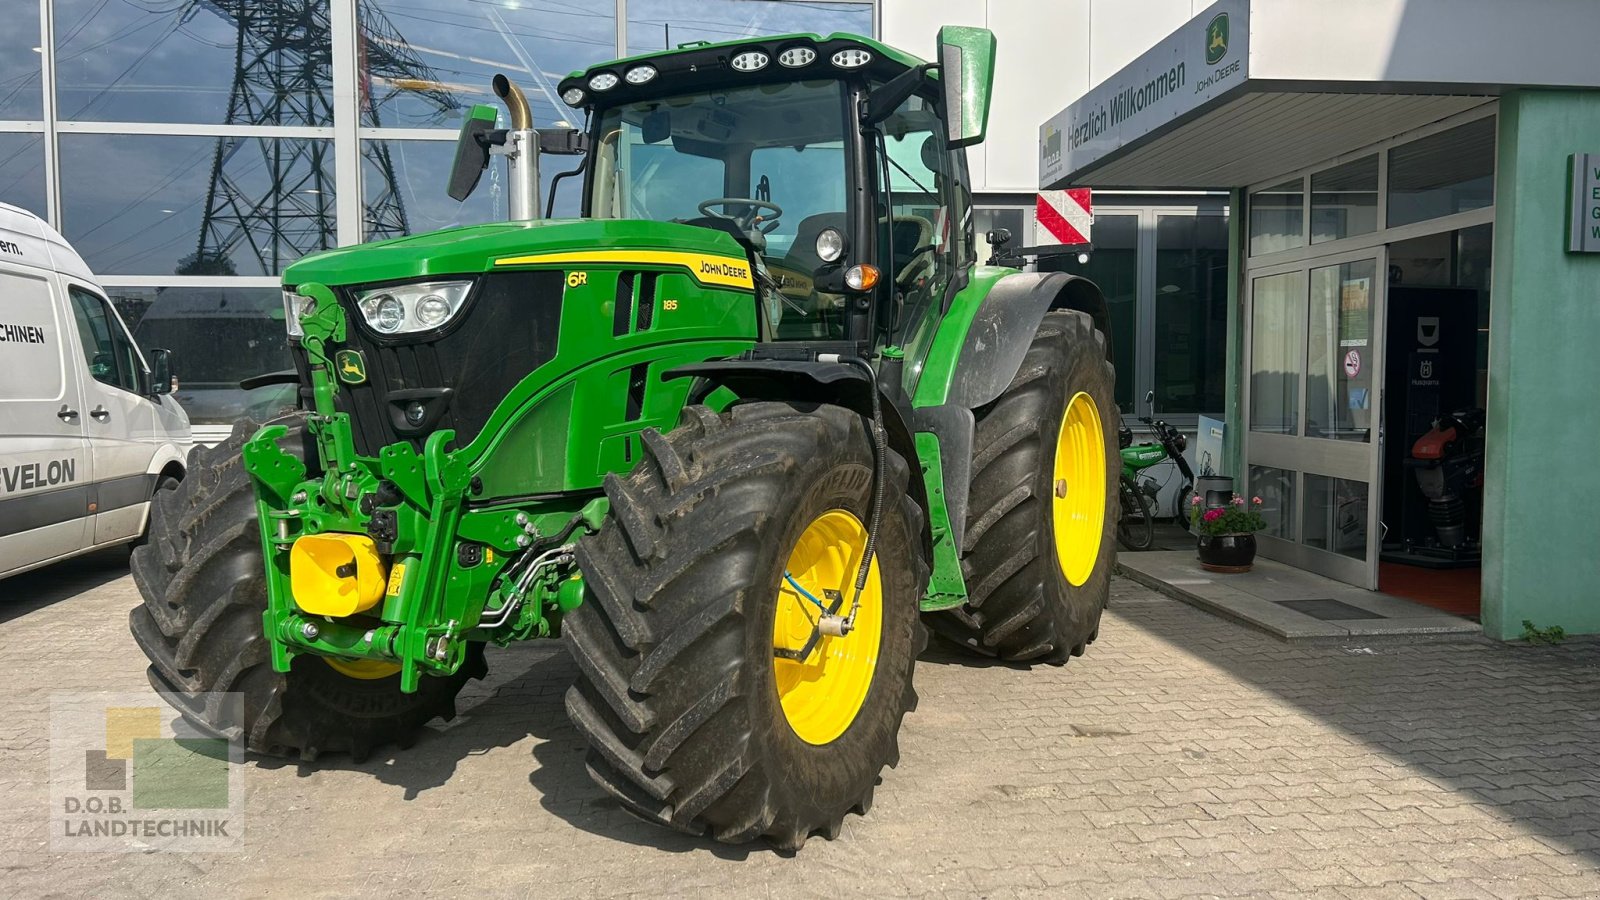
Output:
492,74,539,220
493,74,532,131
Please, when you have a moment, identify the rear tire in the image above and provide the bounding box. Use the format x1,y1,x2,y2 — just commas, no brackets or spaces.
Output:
128,415,485,762
565,401,927,850
928,309,1117,662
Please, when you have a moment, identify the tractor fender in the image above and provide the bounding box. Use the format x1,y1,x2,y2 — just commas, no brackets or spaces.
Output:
945,271,1111,411
669,359,934,560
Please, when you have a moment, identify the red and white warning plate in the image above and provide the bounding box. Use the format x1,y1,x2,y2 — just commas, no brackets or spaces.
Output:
1034,188,1093,246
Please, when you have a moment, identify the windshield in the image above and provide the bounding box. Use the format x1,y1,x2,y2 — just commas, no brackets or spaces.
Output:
589,79,851,339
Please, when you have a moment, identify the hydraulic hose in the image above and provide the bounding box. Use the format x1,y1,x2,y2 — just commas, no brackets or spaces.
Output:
839,355,886,623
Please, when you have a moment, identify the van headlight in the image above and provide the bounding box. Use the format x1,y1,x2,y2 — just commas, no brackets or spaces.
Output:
353,280,473,335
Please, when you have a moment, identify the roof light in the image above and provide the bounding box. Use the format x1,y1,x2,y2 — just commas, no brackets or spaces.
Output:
777,46,816,68
588,72,619,91
831,47,872,69
730,49,770,72
625,65,657,85
561,87,584,106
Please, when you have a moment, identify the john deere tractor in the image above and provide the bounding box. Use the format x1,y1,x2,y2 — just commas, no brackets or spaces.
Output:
130,27,1116,850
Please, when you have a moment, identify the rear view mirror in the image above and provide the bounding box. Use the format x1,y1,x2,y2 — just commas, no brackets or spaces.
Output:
936,25,995,149
447,104,499,202
642,109,671,145
149,348,175,395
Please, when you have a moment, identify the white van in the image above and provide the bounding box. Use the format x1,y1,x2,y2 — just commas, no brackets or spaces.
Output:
0,202,191,579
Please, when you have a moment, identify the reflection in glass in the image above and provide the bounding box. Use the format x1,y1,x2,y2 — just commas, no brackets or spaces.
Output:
0,1,42,119
1044,215,1137,411
626,0,873,55
1249,179,1302,256
359,0,616,130
1306,259,1376,441
362,138,585,240
0,133,48,219
1301,474,1367,559
61,134,336,277
1388,117,1496,228
119,286,298,426
1155,215,1228,414
1249,464,1295,541
1249,271,1304,434
1311,155,1378,243
54,0,331,125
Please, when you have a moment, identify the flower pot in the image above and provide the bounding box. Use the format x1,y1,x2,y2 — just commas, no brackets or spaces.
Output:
1196,532,1256,573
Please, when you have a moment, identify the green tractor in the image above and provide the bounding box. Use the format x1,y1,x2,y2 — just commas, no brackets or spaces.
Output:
129,27,1116,850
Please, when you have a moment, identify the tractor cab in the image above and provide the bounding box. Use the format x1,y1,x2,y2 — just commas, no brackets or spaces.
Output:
562,33,992,347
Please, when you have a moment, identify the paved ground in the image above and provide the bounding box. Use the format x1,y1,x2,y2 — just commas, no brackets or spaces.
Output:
5,552,1600,898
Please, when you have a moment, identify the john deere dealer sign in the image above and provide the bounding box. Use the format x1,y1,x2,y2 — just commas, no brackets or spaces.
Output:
1041,0,1249,186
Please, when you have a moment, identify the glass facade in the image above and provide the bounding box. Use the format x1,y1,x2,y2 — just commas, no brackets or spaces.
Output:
0,0,875,426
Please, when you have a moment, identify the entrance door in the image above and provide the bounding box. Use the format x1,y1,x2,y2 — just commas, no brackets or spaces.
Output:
1244,247,1386,587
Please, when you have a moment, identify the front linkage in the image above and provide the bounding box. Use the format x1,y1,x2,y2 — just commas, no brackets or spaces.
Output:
242,282,601,692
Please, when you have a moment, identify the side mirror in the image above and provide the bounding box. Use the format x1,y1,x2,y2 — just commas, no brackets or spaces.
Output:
1145,389,1156,414
936,25,995,149
149,348,175,395
447,104,499,202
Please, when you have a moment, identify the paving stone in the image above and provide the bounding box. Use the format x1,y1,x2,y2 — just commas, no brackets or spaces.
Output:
5,558,1600,897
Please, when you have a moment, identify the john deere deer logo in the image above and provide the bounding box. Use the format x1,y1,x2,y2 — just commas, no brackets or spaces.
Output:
1205,12,1229,65
335,349,367,385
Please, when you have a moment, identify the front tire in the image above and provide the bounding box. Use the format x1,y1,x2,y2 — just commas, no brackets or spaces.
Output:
565,402,927,850
128,415,485,761
929,309,1117,662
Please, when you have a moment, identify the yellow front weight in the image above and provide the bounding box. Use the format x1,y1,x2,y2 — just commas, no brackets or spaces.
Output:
289,533,387,617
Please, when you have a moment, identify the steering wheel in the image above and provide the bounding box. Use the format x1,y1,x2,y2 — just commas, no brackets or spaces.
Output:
698,198,785,235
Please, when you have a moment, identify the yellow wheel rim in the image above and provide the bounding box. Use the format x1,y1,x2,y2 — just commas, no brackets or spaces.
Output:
1052,390,1107,587
323,657,402,680
771,509,883,746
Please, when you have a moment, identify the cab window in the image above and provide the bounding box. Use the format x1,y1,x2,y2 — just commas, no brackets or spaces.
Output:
69,286,143,394
877,92,969,343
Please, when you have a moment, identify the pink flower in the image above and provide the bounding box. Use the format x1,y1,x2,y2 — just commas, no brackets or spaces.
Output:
1203,508,1224,523
1190,494,1202,505
1231,495,1245,506
1252,496,1263,505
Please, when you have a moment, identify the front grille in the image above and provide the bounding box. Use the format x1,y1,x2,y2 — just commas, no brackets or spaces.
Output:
293,271,565,455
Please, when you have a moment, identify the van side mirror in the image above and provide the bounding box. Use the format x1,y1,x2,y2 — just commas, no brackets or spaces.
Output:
936,25,995,149
149,348,175,395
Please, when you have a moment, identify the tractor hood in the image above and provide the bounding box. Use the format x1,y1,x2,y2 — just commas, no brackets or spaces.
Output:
283,219,751,289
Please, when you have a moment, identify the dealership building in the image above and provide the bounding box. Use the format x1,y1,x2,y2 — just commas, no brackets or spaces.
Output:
2,0,1593,636
1039,0,1600,639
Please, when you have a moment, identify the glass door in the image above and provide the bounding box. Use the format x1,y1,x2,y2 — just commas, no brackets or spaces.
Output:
1243,247,1387,588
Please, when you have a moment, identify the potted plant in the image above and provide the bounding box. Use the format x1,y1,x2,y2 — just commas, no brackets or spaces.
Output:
1188,494,1266,573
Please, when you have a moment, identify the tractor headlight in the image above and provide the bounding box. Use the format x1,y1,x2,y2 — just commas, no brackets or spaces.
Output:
815,227,845,263
353,280,473,336
624,65,657,85
282,290,315,338
588,72,619,92
561,87,585,106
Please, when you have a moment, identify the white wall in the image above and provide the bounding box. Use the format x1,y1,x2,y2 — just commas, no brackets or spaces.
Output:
883,0,1194,193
